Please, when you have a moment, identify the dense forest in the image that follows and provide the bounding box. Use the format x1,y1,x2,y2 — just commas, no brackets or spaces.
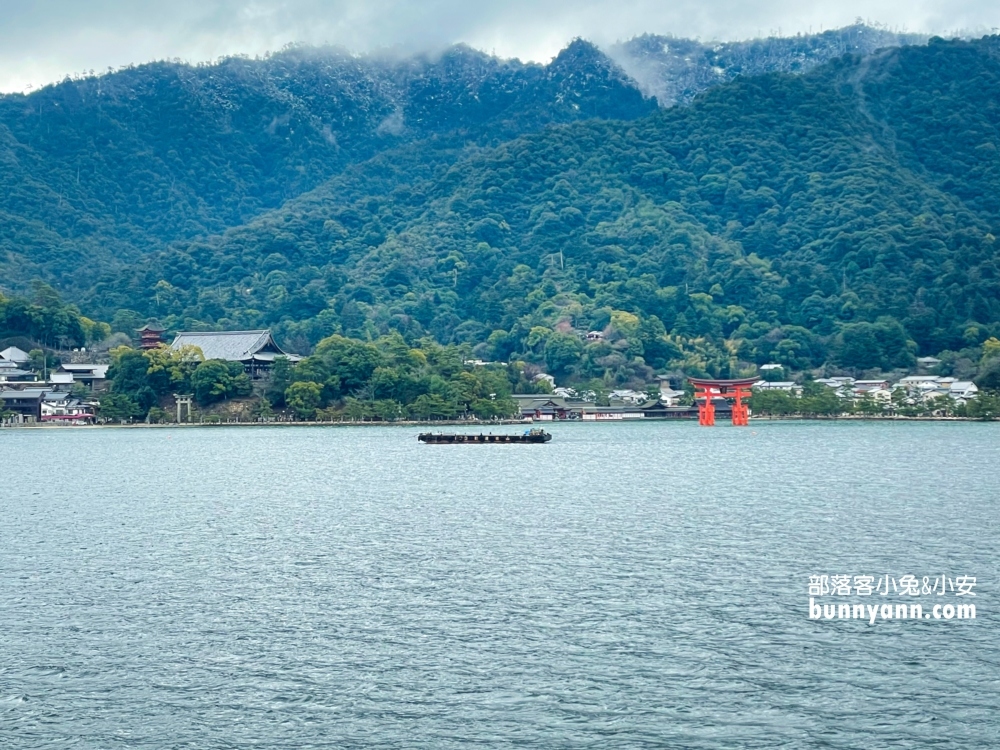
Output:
3,31,1000,391
99,332,525,422
85,36,1000,383
0,39,653,292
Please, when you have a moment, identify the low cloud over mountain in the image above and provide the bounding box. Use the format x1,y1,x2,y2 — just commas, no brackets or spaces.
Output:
2,0,998,93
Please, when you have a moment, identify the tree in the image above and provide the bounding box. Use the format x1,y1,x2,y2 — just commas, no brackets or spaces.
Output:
98,393,140,422
407,394,457,420
313,335,384,392
252,397,274,420
749,390,795,416
191,360,243,405
966,393,1000,421
108,347,159,414
981,337,1000,365
267,356,295,407
147,407,170,424
110,348,152,394
544,332,584,379
285,381,323,419
144,345,203,396
760,366,786,382
855,394,884,416
342,397,372,421
471,396,518,419
974,359,1000,393
799,381,845,416
835,323,883,369
372,399,404,421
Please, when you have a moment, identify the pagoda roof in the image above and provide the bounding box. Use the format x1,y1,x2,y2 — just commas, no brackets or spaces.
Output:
137,323,166,333
169,330,290,362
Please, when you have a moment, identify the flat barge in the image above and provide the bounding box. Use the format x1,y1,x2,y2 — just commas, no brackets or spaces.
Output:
418,428,552,444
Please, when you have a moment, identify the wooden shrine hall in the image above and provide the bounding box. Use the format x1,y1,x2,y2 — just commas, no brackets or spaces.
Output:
688,376,757,426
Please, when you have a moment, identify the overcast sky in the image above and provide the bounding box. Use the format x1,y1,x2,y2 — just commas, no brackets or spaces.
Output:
1,0,998,93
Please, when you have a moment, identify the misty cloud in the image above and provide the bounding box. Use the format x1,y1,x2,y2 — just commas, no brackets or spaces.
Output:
1,0,998,93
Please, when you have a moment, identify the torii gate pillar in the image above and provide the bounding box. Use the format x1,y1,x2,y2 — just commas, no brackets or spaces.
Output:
688,377,757,427
174,394,193,423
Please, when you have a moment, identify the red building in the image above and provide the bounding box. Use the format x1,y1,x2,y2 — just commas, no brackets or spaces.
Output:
136,323,166,350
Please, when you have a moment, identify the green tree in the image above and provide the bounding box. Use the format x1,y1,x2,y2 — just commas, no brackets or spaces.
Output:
267,356,295,407
966,393,1000,421
799,381,845,416
974,359,1000,392
285,381,323,419
855,394,884,416
192,360,237,405
372,399,404,421
544,332,584,379
313,335,385,393
749,389,795,416
252,397,274,420
408,393,458,420
99,393,141,422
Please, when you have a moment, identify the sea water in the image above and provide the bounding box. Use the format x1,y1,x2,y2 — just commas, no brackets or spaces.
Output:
1,421,997,748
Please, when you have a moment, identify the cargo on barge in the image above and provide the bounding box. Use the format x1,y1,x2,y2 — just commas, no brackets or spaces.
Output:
418,428,552,444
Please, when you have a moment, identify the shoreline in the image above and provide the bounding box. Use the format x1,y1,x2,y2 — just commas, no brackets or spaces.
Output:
1,414,989,429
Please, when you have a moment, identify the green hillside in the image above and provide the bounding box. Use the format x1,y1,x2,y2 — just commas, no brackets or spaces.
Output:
4,34,1000,387
81,36,1000,382
0,40,654,292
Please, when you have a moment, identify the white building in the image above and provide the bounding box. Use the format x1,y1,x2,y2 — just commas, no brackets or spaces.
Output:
753,380,801,394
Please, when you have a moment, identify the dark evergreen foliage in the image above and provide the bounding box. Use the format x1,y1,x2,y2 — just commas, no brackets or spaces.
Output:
0,40,654,292
4,34,1000,384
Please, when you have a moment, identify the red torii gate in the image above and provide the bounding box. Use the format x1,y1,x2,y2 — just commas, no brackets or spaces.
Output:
688,376,757,426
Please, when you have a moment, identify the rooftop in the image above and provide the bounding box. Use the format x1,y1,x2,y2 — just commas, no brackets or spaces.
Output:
59,364,110,377
170,330,290,362
0,388,47,400
0,346,30,363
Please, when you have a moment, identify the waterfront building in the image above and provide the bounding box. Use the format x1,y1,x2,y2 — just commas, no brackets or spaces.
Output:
40,392,96,423
57,364,110,391
753,380,802,394
169,330,300,378
0,388,47,421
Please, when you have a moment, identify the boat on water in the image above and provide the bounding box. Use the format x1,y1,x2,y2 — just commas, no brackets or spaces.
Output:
418,428,552,444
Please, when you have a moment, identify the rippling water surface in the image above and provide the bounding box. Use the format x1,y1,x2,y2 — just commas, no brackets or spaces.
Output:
1,421,998,748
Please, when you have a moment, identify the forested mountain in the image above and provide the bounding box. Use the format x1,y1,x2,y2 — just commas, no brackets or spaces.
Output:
3,31,1000,385
608,23,927,105
0,25,932,297
0,39,654,291
78,36,1000,382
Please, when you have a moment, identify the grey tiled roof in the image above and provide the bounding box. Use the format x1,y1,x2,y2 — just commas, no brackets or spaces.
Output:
0,346,30,363
169,330,287,362
59,364,110,377
0,388,47,400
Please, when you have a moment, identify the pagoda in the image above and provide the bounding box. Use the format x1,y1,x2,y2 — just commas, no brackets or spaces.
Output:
136,323,166,350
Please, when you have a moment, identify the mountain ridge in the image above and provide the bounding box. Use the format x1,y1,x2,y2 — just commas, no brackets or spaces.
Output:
0,38,654,292
78,36,1000,380
3,30,1000,382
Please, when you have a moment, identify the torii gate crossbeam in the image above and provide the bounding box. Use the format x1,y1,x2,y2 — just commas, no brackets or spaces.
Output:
688,377,757,427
